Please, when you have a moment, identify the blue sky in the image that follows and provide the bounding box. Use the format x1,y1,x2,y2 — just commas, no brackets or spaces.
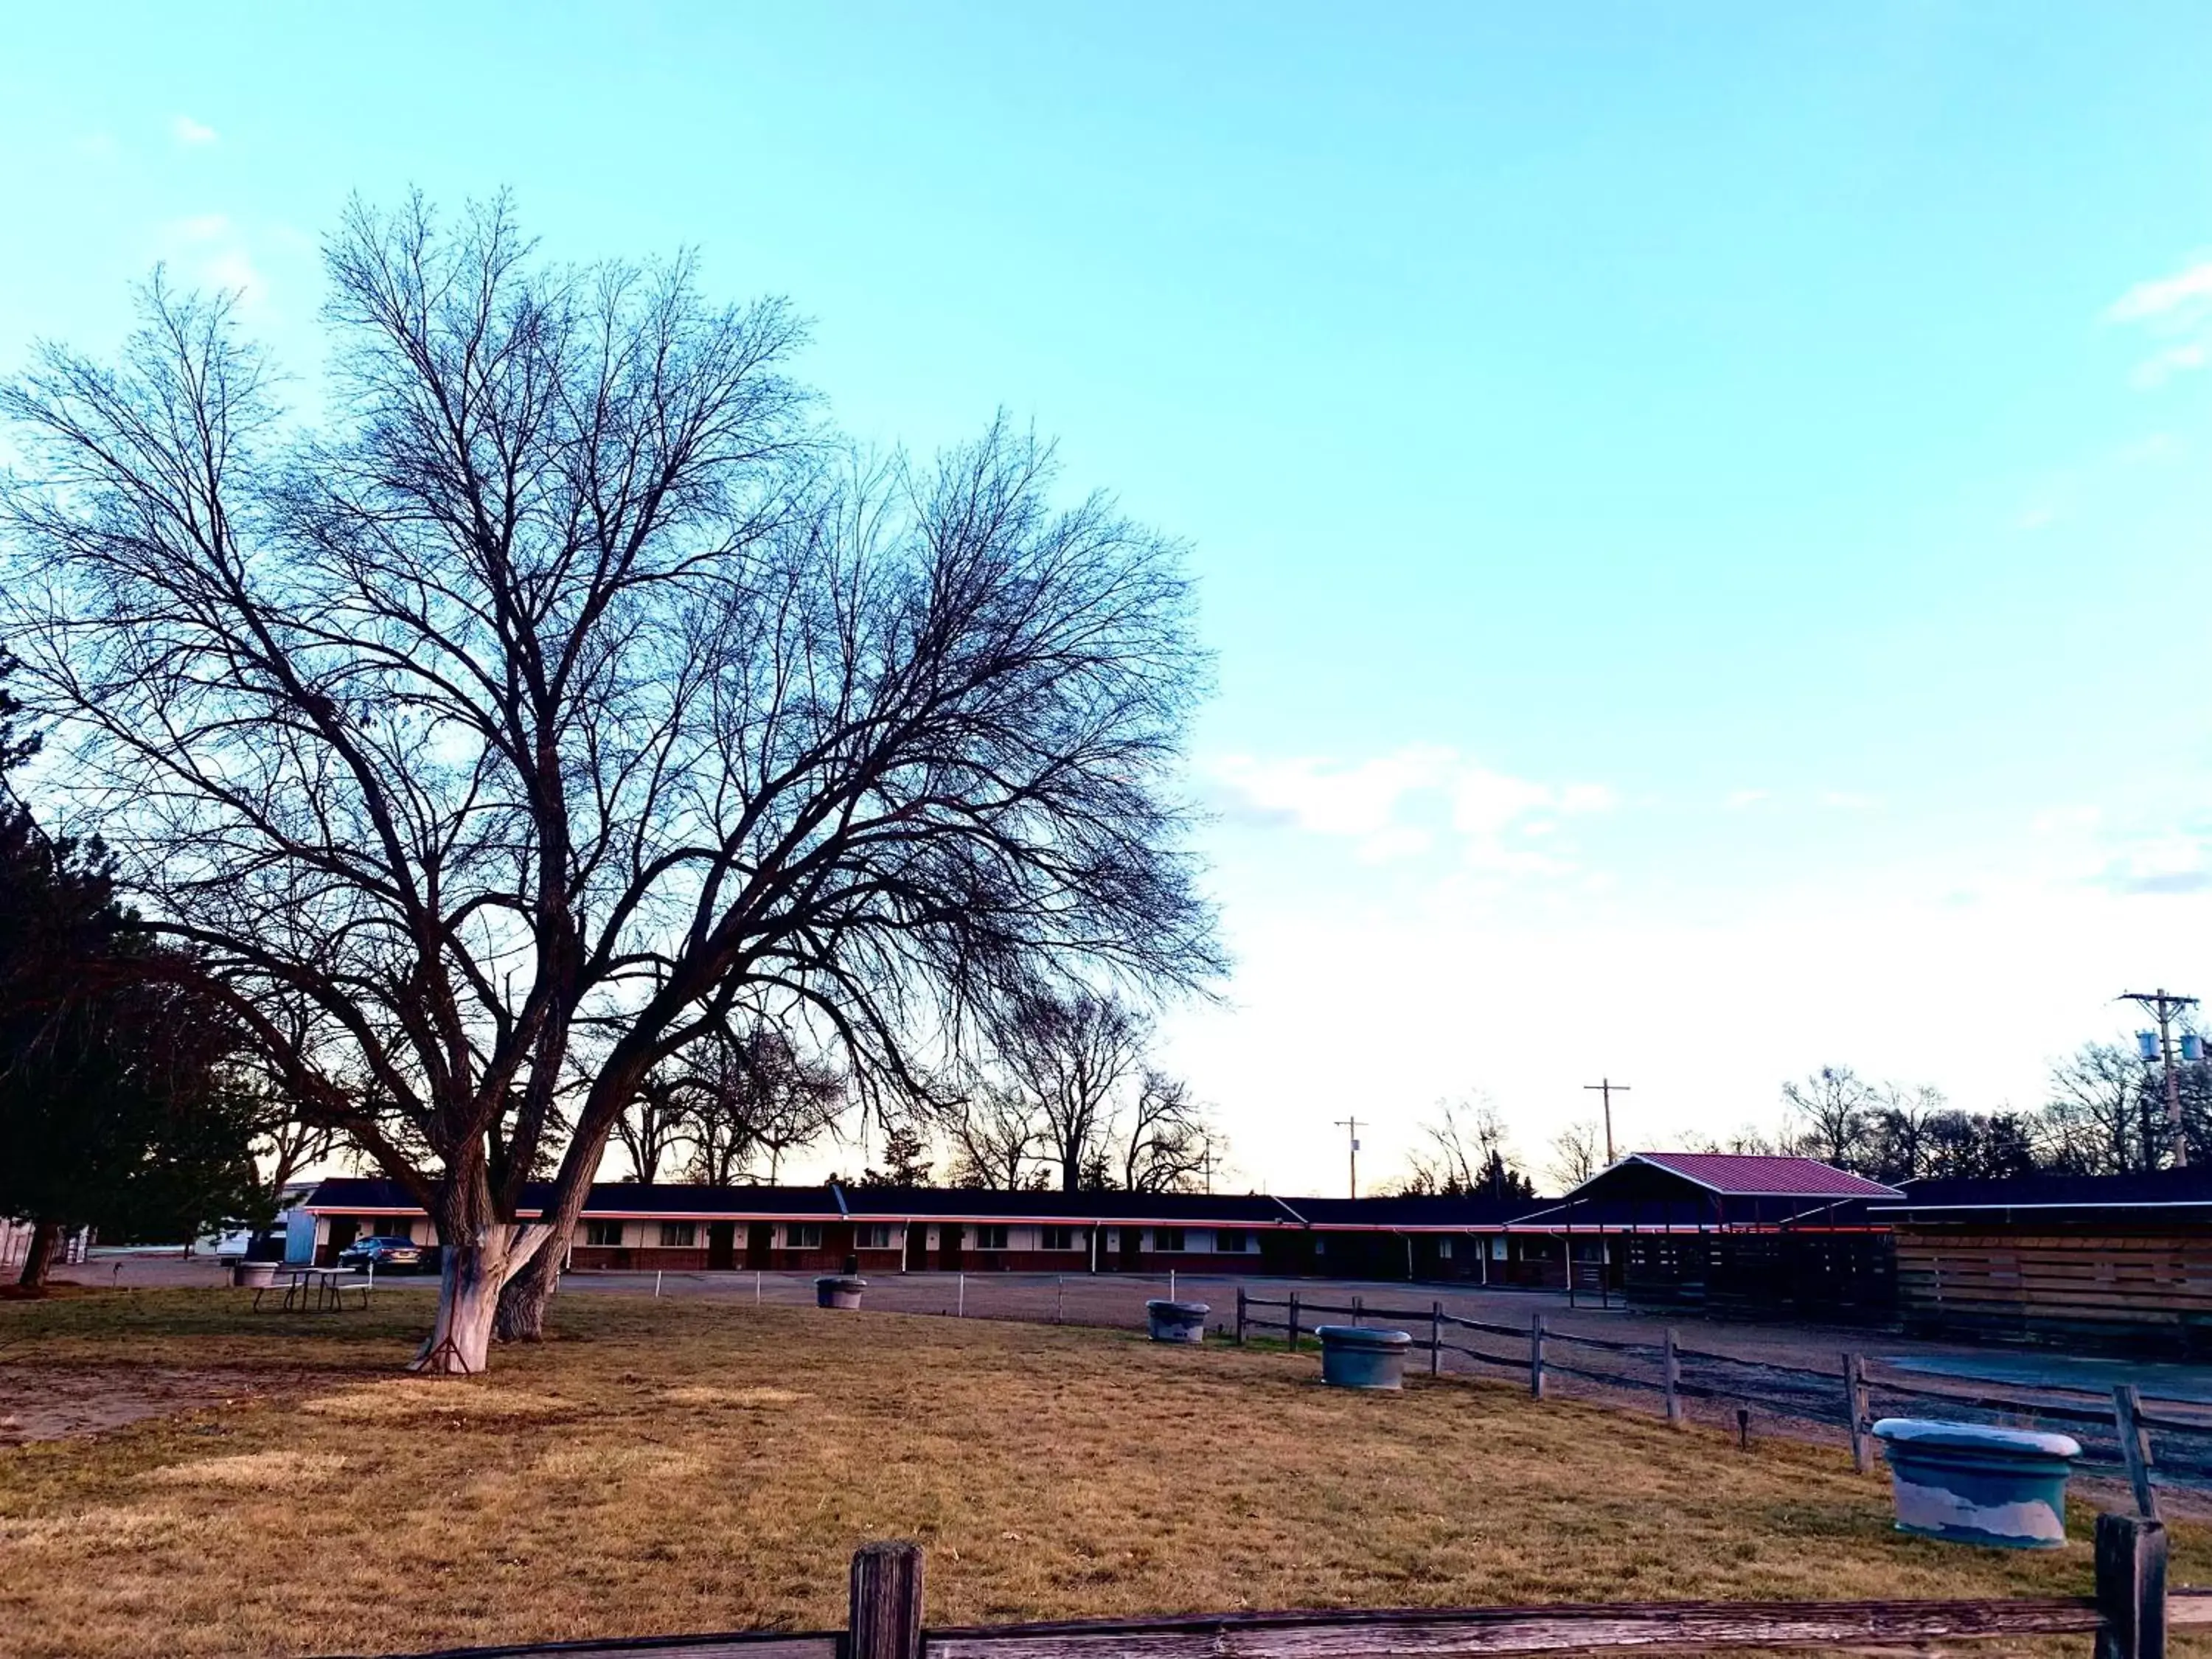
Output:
7,4,2212,1192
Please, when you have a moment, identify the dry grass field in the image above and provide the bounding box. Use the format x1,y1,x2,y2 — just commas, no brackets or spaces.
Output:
0,1287,2200,1659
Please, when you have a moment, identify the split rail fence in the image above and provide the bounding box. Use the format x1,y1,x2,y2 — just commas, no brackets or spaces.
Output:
1234,1289,2212,1514
344,1521,2192,1659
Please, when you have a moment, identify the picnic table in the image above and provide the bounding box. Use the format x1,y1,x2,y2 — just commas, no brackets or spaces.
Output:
252,1267,372,1313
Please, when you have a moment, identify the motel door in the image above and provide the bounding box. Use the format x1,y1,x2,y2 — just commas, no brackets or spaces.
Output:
940,1225,964,1271
323,1218,359,1265
1120,1227,1143,1271
706,1221,737,1271
745,1222,773,1270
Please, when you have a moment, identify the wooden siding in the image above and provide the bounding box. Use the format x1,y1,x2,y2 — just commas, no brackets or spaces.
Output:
1896,1225,2212,1354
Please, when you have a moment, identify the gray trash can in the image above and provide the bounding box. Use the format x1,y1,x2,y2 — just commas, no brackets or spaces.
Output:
814,1275,867,1310
1146,1298,1209,1344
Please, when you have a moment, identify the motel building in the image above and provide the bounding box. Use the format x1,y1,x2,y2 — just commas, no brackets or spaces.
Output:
296,1177,1556,1281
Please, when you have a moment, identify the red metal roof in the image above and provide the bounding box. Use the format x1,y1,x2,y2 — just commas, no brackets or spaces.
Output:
1627,1152,1899,1198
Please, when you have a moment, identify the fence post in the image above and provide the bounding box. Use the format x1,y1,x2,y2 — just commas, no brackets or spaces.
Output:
1844,1352,1871,1474
1663,1327,1683,1427
1430,1301,1442,1377
849,1542,925,1659
1288,1290,1301,1352
1529,1312,1547,1399
2114,1384,2160,1521
1055,1274,1065,1324
1352,1293,1363,1328
2095,1511,2167,1659
1236,1287,1248,1346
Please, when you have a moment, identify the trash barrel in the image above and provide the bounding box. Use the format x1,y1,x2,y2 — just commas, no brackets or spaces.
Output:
814,1274,867,1310
1872,1419,2082,1548
1146,1298,1209,1344
1315,1324,1413,1391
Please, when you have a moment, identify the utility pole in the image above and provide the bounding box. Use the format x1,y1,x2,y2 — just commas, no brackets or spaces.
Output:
1334,1117,1362,1198
2122,988,2199,1168
1584,1079,1630,1166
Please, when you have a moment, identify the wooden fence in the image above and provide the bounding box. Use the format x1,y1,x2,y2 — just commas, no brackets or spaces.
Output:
344,1520,2194,1659
1234,1289,2212,1515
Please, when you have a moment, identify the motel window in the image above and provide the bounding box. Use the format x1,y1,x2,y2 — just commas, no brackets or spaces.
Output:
1312,1234,1326,1255
1491,1237,1508,1260
1214,1229,1253,1254
785,1223,823,1249
1436,1237,1454,1260
584,1220,623,1248
857,1224,894,1250
974,1225,1010,1251
1040,1225,1079,1251
1152,1227,1186,1253
658,1222,696,1248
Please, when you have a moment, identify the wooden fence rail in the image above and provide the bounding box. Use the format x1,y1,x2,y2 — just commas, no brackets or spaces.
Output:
1231,1290,2212,1512
337,1517,2193,1659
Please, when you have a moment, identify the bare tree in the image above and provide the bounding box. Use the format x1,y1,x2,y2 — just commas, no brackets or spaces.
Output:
991,986,1148,1192
1118,1068,1220,1193
1781,1065,1876,1170
1863,1082,1944,1184
613,1070,689,1185
1545,1119,1603,1190
2041,1043,2154,1174
672,1022,846,1186
0,197,1220,1370
1397,1096,1532,1198
941,1083,1046,1191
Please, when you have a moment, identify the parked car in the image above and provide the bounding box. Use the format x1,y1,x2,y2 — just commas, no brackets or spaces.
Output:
336,1235,425,1273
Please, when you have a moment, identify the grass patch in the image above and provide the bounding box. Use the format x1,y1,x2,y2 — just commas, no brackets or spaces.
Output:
0,1289,2199,1659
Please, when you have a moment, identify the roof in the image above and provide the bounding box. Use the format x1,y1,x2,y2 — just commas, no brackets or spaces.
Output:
1282,1194,1541,1231
302,1178,1295,1228
302,1178,848,1220
1599,1152,1900,1200
1874,1165,2212,1220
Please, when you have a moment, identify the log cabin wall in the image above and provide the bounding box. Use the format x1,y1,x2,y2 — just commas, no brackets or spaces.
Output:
1895,1223,2212,1355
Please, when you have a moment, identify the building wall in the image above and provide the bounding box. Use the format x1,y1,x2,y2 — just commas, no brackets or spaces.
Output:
1896,1225,2212,1355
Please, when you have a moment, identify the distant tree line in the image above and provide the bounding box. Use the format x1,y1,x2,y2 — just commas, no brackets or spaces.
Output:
1691,1046,2212,1185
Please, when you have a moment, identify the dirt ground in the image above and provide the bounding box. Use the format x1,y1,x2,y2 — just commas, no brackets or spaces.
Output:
1,1287,2204,1659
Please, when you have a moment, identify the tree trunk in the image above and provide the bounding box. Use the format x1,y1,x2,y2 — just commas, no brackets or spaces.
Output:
413,1221,552,1374
493,1229,563,1343
16,1218,60,1290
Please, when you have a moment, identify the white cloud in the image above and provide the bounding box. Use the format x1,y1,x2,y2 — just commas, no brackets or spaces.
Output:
173,115,218,146
2106,257,2212,387
2107,259,2212,323
1208,745,1613,871
1724,788,1768,810
159,214,267,305
1818,790,1878,811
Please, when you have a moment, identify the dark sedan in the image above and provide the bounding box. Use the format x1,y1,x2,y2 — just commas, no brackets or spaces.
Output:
335,1235,426,1273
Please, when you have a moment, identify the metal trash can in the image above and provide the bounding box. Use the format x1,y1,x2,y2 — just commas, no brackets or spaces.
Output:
1872,1419,2082,1548
1316,1324,1412,1391
814,1274,867,1310
1146,1298,1209,1344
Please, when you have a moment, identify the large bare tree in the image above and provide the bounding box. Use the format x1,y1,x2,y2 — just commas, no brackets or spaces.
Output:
1117,1068,1220,1193
0,195,1220,1370
990,985,1148,1192
668,1020,846,1186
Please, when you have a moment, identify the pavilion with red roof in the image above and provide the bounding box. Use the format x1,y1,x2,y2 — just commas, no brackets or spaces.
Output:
1513,1151,1902,1321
